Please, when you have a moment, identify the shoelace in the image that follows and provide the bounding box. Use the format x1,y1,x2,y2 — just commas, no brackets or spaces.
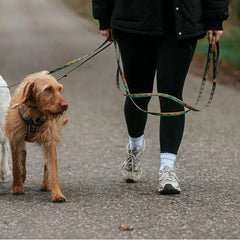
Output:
126,150,141,172
159,168,178,182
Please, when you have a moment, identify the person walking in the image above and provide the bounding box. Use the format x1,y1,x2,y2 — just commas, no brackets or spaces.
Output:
92,0,229,194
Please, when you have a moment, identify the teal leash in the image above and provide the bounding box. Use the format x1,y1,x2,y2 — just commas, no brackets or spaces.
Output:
49,37,112,81
195,36,219,107
114,35,219,117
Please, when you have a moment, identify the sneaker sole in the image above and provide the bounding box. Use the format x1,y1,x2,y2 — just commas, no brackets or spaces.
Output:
126,179,136,183
121,171,142,182
158,184,181,195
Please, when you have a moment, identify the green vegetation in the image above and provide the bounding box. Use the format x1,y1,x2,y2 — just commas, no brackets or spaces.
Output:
63,0,240,70
196,0,240,70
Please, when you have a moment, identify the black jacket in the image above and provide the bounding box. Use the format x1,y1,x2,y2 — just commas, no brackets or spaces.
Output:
92,0,229,40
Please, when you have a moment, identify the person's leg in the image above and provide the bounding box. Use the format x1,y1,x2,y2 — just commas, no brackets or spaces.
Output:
115,30,157,181
115,31,157,139
157,36,197,156
157,36,197,193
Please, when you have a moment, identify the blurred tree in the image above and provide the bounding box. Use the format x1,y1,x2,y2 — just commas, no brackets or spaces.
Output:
229,0,240,22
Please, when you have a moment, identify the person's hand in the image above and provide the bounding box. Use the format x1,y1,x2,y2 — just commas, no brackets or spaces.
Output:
207,30,223,44
100,29,114,42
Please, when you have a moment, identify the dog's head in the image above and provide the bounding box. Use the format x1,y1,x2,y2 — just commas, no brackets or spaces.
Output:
15,71,68,118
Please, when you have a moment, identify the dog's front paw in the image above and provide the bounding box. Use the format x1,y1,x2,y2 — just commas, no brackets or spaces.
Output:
12,186,24,195
52,193,66,203
40,183,50,192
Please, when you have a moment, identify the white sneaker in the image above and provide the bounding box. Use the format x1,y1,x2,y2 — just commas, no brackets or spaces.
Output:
121,141,145,182
158,166,181,194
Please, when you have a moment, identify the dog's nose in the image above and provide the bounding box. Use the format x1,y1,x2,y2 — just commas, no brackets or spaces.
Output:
61,104,68,111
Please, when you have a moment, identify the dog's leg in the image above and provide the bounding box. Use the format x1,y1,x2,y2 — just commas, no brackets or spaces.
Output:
40,164,50,191
46,141,66,203
11,141,25,194
0,141,10,182
5,141,11,180
21,148,27,183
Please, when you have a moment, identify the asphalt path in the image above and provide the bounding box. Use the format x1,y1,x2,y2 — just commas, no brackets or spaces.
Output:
0,0,240,239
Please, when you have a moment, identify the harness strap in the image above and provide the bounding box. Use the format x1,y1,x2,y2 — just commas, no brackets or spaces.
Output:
114,35,219,117
18,106,46,142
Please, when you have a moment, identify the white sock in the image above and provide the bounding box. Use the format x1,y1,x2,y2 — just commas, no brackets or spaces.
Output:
128,135,144,151
160,153,176,171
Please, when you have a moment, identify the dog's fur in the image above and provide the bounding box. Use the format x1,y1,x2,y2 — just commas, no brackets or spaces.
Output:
5,71,68,202
0,75,11,182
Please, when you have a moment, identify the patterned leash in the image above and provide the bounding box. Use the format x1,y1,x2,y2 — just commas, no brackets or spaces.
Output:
49,37,112,81
195,36,219,107
0,35,219,117
114,35,219,117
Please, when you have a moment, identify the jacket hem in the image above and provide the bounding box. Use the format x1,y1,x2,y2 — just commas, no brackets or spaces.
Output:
112,24,205,40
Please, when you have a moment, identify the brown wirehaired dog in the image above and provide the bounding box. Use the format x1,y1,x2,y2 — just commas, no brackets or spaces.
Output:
5,71,68,202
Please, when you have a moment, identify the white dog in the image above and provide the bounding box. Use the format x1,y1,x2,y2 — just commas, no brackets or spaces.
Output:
0,75,11,182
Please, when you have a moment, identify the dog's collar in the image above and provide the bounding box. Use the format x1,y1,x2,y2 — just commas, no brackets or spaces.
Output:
28,105,37,109
18,105,46,142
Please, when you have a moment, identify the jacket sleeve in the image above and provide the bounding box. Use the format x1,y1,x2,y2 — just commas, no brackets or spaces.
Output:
202,0,229,30
92,0,115,30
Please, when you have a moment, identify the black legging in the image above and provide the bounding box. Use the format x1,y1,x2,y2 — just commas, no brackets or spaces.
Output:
115,30,197,154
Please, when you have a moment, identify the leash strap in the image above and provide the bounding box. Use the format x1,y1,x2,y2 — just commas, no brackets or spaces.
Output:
0,82,20,88
49,37,112,80
55,41,112,81
195,36,219,107
114,35,219,117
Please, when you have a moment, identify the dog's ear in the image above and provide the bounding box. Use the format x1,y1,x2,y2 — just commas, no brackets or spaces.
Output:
12,82,35,108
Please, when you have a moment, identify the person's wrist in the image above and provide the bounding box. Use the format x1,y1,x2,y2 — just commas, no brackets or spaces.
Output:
205,20,223,31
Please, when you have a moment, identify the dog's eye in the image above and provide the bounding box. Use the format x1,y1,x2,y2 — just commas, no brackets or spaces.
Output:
44,87,52,92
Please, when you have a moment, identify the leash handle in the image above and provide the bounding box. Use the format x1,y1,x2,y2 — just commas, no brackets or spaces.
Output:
195,35,219,106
